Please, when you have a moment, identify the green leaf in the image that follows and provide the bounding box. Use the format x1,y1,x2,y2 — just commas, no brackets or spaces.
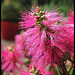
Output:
55,64,64,75
55,64,61,75
69,68,74,75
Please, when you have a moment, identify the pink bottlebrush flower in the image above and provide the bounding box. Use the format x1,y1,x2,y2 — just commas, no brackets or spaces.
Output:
22,25,40,54
20,71,30,75
29,62,56,75
1,44,25,74
20,6,74,72
68,10,74,25
64,10,74,63
20,65,55,75
19,7,36,29
53,10,74,54
44,71,55,75
20,71,54,75
15,34,25,52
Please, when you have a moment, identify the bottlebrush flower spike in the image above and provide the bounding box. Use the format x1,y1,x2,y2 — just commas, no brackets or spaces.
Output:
20,65,55,75
20,72,30,75
1,44,25,74
55,10,74,54
68,10,74,24
15,34,25,52
66,10,74,62
20,6,74,73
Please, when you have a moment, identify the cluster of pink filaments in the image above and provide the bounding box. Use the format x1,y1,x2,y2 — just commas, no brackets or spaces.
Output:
1,6,74,75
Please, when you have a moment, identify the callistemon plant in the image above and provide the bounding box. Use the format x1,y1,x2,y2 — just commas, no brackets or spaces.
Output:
1,44,25,74
19,6,74,74
1,6,74,75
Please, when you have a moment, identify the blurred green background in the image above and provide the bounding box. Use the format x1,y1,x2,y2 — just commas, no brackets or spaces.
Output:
1,0,74,18
1,0,74,16
1,0,74,35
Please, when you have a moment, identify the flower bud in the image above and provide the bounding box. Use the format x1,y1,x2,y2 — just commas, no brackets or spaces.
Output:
33,13,39,16
33,12,37,16
39,11,45,15
36,6,40,13
9,44,15,52
36,16,40,19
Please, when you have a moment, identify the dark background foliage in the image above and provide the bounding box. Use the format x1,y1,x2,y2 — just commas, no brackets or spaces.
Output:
1,0,74,16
